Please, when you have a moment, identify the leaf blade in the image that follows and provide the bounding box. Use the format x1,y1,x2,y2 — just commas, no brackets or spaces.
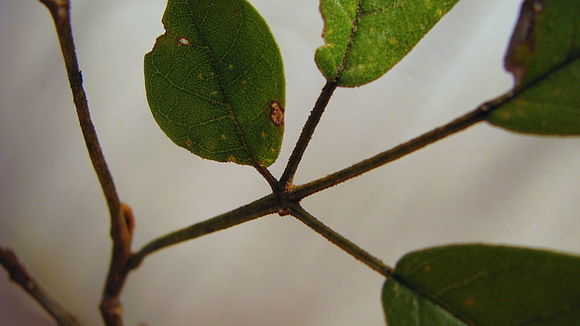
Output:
145,0,285,166
383,280,467,326
315,0,460,87
382,244,580,326
487,0,580,135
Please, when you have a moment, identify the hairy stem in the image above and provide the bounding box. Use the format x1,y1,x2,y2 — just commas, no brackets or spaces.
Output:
288,204,394,277
129,195,280,269
280,81,338,187
38,1,132,325
290,52,579,200
0,247,81,326
127,93,513,278
290,94,511,200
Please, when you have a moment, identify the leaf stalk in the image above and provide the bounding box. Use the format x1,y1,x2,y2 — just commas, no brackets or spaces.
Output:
280,81,338,187
38,1,132,325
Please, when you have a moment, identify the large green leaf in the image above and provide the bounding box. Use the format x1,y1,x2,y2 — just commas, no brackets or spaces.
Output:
315,0,459,87
145,0,285,166
487,0,580,135
382,244,580,326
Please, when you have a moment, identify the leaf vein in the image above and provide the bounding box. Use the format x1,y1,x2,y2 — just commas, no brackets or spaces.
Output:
150,60,229,108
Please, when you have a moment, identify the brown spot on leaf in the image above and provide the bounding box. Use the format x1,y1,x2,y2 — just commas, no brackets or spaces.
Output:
177,37,191,46
229,7,242,16
269,101,284,127
185,139,193,147
227,155,238,163
464,297,475,307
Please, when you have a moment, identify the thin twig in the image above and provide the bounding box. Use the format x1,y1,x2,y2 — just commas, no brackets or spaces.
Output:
37,1,132,325
38,0,122,229
287,204,394,277
129,195,281,269
289,94,511,200
0,247,82,326
127,91,511,276
290,52,580,200
253,164,284,195
100,204,134,326
280,81,338,187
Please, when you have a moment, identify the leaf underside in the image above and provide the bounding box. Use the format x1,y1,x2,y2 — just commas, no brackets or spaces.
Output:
487,0,580,135
315,0,459,87
382,244,580,326
145,0,285,166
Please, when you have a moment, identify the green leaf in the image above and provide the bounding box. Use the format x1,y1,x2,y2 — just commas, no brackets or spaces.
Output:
487,0,580,135
145,0,285,166
382,244,580,326
315,0,459,87
383,280,467,326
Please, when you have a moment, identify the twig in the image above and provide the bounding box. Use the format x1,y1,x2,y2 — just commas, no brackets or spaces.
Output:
129,194,280,269
290,52,580,200
289,94,510,200
38,0,122,227
252,164,285,197
0,247,81,326
287,204,394,277
37,1,132,325
280,81,338,187
100,204,134,326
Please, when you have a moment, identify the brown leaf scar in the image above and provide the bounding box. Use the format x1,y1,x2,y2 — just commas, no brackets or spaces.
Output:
269,101,284,127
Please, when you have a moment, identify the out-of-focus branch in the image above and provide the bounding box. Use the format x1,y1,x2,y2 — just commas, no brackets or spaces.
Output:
39,0,122,223
37,1,132,325
0,247,81,326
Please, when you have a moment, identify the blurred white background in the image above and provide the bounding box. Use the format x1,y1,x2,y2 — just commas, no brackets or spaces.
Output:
1,0,579,325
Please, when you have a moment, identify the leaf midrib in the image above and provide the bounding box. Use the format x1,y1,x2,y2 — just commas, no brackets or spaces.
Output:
334,0,408,81
334,0,364,82
392,275,477,326
184,1,259,164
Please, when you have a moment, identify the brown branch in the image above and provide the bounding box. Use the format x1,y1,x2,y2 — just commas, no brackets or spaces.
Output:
253,164,285,199
280,81,338,187
100,203,134,326
129,194,280,269
37,1,132,325
289,93,511,200
287,204,394,277
290,52,579,200
0,247,81,326
38,0,121,224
